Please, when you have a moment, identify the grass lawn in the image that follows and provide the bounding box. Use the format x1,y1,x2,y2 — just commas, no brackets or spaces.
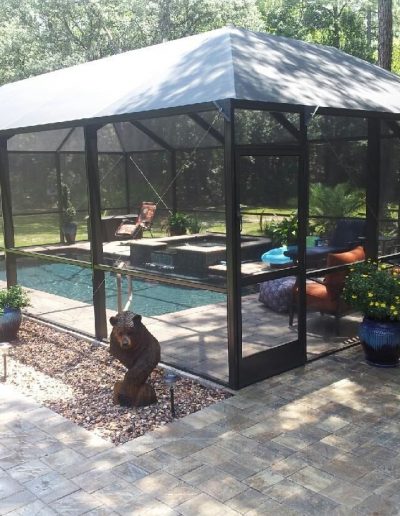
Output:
11,213,89,247
0,206,312,248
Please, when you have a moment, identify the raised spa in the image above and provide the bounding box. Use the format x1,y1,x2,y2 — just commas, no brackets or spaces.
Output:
130,233,272,276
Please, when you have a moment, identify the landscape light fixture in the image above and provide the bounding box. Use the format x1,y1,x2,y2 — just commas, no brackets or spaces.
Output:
0,342,11,381
164,371,178,418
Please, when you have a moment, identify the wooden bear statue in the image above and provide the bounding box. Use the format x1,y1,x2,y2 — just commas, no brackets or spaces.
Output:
109,311,161,407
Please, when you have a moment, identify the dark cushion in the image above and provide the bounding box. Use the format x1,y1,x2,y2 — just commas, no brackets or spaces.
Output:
330,218,366,247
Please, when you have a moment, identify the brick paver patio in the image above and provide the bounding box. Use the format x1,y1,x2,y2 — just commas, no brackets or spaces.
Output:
1,346,400,515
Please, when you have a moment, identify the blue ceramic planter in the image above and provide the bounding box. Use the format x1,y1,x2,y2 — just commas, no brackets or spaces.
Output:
359,317,400,367
0,308,22,341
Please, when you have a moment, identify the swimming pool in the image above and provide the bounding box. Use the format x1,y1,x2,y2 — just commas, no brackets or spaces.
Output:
0,261,226,317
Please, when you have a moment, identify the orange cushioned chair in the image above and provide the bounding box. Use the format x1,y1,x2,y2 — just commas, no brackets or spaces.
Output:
289,245,365,335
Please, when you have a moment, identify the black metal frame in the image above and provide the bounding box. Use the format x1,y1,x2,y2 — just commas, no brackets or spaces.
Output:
0,136,17,286
231,104,307,388
84,125,107,339
1,97,400,389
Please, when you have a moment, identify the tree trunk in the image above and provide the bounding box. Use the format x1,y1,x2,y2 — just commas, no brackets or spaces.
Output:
366,5,372,48
378,0,393,70
332,4,341,49
159,0,172,42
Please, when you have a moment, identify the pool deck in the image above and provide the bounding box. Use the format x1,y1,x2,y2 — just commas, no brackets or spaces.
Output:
1,239,361,384
0,272,357,383
4,282,359,386
1,345,400,515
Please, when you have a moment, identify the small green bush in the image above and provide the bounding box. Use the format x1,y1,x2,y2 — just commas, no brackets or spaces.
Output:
164,212,191,235
187,215,202,234
0,285,30,310
263,212,298,246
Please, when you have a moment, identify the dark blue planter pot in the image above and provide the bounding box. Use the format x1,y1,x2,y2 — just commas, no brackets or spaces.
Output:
359,317,400,367
0,308,22,341
62,222,77,245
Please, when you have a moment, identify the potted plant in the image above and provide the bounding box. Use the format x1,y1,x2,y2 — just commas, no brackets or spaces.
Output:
343,260,400,367
0,285,30,340
263,212,298,247
61,183,77,244
164,212,190,236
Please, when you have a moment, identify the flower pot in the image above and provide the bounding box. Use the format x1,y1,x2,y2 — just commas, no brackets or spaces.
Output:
168,228,187,236
0,307,22,341
359,317,400,367
62,222,77,245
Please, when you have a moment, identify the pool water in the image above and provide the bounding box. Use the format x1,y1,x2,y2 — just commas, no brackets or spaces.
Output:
0,262,226,317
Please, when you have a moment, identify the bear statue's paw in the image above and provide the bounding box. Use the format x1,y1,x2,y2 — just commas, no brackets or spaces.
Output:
113,380,157,408
113,380,124,405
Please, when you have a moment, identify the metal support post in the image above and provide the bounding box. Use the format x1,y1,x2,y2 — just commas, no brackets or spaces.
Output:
366,118,381,260
55,152,64,243
224,101,241,389
170,150,177,214
297,110,310,361
0,138,16,286
84,125,108,339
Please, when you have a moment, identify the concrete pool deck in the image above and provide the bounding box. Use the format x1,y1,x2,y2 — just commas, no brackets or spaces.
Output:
1,345,400,515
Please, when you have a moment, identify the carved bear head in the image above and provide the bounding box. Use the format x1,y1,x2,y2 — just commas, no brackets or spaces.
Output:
110,311,142,350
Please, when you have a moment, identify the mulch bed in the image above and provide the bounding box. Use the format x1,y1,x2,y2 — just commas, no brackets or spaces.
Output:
5,319,231,445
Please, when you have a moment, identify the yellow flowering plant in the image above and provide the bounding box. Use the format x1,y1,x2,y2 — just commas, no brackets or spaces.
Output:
343,261,400,322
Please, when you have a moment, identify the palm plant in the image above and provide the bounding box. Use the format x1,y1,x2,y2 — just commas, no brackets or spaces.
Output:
309,182,365,234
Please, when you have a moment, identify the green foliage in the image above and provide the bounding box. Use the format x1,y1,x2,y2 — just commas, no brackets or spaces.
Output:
343,261,400,322
309,182,365,234
260,0,375,62
0,0,264,85
60,183,76,224
263,212,298,246
393,37,400,73
2,0,397,87
186,215,202,234
164,211,191,234
0,285,30,310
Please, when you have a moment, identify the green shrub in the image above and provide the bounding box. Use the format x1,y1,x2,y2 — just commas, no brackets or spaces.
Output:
163,212,190,235
0,285,30,310
187,215,202,234
309,182,365,235
263,212,298,246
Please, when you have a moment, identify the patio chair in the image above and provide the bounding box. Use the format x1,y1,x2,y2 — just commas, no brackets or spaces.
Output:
115,202,156,239
289,245,365,335
284,217,366,265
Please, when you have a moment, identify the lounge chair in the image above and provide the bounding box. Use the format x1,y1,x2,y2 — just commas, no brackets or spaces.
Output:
284,217,366,266
115,202,156,239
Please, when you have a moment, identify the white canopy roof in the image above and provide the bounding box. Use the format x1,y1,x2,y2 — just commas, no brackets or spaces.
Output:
1,26,400,134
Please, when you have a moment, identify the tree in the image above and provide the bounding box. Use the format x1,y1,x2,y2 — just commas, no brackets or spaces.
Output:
1,0,400,85
259,0,375,61
378,0,393,69
0,0,264,85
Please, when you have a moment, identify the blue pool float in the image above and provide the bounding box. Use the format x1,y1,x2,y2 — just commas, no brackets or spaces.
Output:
261,246,293,265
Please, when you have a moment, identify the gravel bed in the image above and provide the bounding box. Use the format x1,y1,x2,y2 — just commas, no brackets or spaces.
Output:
4,319,231,445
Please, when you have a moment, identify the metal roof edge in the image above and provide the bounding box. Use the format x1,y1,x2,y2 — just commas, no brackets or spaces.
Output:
0,101,221,138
